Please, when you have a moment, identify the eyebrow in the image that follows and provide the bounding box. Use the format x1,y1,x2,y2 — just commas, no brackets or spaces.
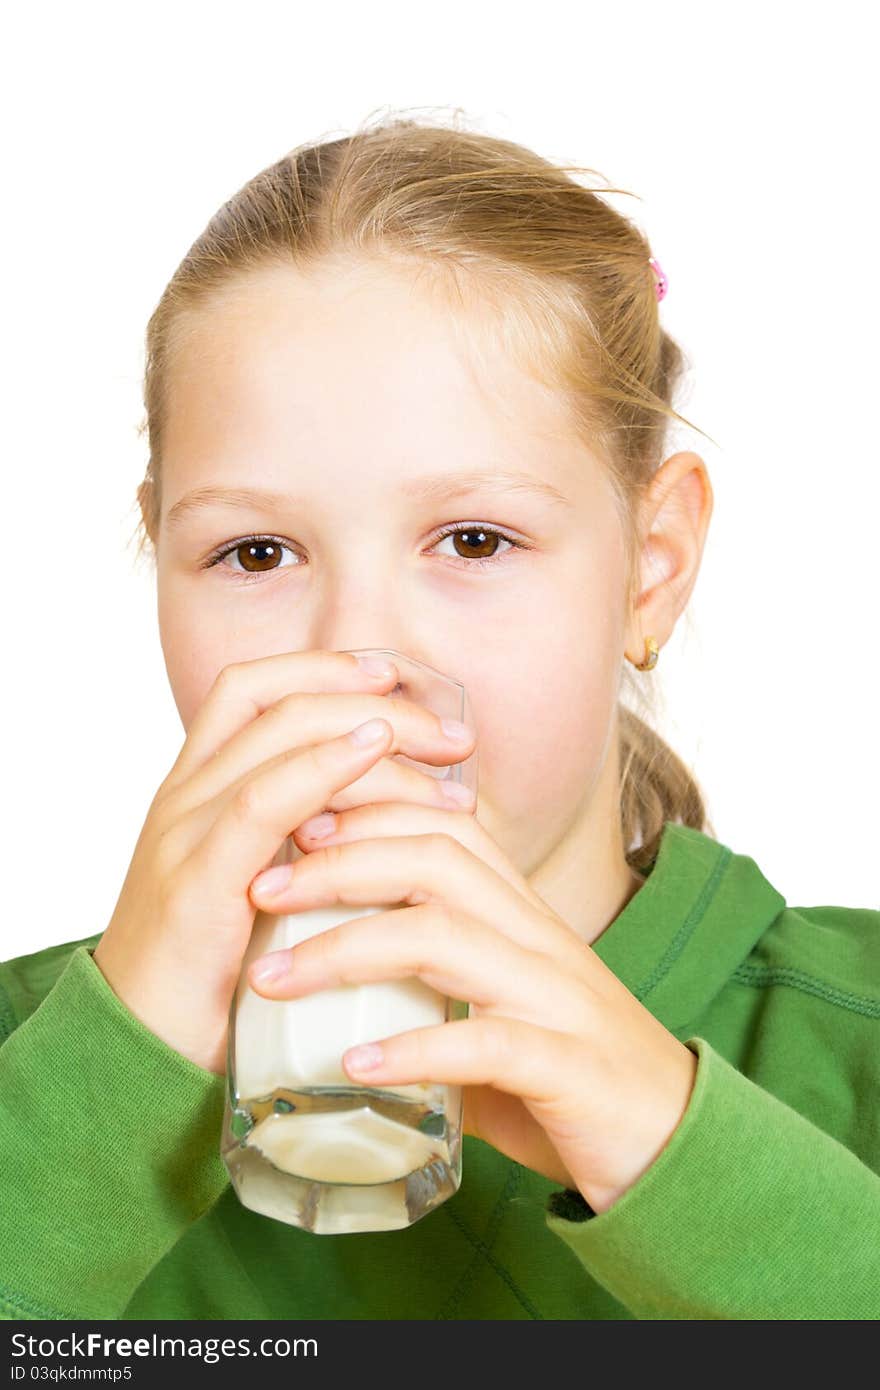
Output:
164,469,573,529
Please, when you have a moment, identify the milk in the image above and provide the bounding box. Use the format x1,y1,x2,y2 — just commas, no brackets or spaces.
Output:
222,893,464,1232
235,901,448,1103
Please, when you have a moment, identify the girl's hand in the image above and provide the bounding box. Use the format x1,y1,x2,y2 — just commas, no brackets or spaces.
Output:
93,651,476,1076
246,803,699,1215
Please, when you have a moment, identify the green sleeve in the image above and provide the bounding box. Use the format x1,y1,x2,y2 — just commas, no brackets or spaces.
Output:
0,945,229,1321
544,1035,880,1319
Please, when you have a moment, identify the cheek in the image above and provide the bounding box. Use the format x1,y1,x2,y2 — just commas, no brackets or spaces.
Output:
465,587,623,830
157,584,244,730
476,653,613,812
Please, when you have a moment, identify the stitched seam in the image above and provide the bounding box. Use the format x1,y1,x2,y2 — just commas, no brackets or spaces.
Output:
442,1201,545,1320
436,1164,539,1320
0,1281,71,1321
636,844,732,1001
732,963,880,1017
430,1162,536,1312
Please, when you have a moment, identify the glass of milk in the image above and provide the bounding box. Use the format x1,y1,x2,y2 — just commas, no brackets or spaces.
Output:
221,649,478,1235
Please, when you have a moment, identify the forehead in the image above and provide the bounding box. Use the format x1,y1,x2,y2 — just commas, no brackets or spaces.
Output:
167,258,568,418
159,259,602,509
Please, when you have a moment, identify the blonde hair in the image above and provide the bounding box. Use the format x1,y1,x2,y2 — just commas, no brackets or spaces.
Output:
131,106,717,873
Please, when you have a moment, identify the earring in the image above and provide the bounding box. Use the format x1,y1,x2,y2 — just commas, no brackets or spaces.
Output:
628,636,659,671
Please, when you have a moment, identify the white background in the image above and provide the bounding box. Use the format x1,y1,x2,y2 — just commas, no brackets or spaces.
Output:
2,0,877,959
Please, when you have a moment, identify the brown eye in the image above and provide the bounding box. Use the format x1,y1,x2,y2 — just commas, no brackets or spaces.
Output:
207,537,299,577
452,528,500,560
234,541,285,573
434,526,518,567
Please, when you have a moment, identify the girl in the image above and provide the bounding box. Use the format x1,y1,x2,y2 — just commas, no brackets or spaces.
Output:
1,113,877,1322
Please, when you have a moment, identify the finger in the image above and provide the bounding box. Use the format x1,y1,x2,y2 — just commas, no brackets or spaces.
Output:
339,1015,584,1110
250,829,588,964
293,756,476,827
162,649,400,791
248,899,588,1032
178,716,398,903
294,798,548,912
169,688,475,817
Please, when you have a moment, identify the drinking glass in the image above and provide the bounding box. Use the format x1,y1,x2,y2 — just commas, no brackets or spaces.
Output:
221,649,478,1234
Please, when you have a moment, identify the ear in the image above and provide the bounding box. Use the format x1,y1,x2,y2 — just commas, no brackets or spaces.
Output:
623,452,714,662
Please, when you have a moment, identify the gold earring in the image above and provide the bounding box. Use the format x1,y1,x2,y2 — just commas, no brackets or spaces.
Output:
628,636,659,671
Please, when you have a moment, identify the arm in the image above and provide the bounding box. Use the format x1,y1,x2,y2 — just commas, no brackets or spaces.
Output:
544,1036,880,1319
0,945,229,1321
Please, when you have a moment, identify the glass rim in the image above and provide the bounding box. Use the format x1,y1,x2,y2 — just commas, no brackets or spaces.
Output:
340,646,467,696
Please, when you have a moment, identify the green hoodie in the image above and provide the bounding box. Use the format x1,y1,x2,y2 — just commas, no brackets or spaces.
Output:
1,821,878,1321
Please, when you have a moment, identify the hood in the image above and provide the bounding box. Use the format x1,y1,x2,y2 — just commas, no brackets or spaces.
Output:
591,822,786,1032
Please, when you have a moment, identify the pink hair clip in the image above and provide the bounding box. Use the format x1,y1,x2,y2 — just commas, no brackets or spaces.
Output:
649,257,669,302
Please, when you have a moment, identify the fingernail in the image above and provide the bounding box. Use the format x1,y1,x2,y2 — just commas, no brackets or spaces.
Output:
356,655,396,679
440,780,475,806
251,951,290,983
441,718,473,743
350,717,389,745
345,1042,384,1071
299,811,337,838
252,865,293,897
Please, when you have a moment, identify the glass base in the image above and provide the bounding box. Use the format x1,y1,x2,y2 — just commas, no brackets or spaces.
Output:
221,1083,462,1234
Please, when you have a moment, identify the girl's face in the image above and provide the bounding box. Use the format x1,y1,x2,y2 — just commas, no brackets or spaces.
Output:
153,259,637,901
